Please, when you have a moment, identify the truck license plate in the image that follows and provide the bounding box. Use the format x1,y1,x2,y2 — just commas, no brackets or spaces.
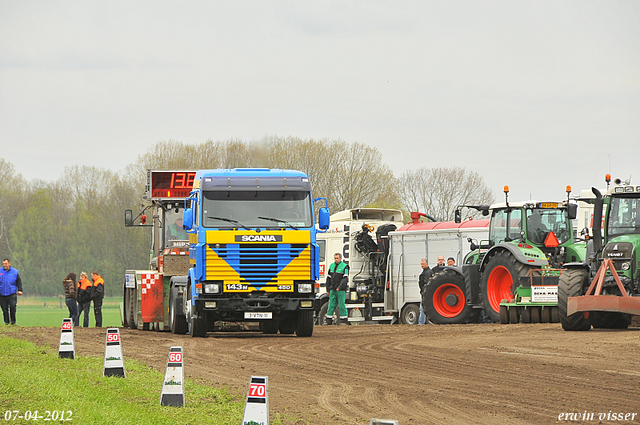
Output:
245,312,272,319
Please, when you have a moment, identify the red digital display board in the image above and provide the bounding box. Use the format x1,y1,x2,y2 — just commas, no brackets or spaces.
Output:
149,171,196,200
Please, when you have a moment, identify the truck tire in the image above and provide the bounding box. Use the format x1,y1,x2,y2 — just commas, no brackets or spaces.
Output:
557,269,591,331
481,251,532,323
186,281,206,337
590,312,631,329
423,270,480,324
279,317,296,334
400,303,419,325
295,311,314,337
317,302,339,326
260,320,279,334
169,285,188,334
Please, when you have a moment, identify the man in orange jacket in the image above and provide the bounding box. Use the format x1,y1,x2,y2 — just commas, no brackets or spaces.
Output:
90,271,105,327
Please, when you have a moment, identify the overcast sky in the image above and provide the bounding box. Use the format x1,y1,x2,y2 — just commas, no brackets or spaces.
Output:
1,1,639,203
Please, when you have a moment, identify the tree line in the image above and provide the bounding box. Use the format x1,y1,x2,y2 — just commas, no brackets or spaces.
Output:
0,137,494,296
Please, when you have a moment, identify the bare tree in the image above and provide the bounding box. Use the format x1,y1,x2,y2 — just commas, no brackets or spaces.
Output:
399,166,494,221
266,136,400,212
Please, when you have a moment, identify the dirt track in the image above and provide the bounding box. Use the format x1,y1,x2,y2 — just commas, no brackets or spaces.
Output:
5,322,640,424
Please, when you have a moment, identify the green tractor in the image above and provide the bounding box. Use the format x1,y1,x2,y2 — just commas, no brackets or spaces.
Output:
558,178,640,330
424,186,586,324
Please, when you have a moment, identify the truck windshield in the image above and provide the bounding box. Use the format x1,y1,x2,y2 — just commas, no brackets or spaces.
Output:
525,208,571,245
201,190,313,229
607,196,640,238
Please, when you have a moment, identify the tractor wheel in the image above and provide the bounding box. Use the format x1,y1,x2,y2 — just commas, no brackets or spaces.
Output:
550,307,560,323
423,270,480,324
481,251,533,323
499,302,509,324
557,269,591,331
541,307,551,323
530,307,541,323
590,312,631,329
400,303,420,325
295,310,314,337
508,305,519,324
521,307,531,323
169,285,188,334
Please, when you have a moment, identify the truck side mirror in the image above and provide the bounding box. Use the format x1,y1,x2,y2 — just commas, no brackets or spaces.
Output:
567,203,578,220
183,208,193,230
318,207,330,230
124,210,133,227
454,209,462,223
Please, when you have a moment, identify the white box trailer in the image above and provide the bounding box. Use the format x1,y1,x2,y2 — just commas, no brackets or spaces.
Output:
316,209,490,325
385,219,490,324
315,208,405,324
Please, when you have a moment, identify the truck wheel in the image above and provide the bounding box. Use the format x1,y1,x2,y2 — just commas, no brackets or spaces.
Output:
295,311,314,337
169,286,188,334
317,302,339,325
188,312,206,337
400,303,419,325
127,287,138,330
557,269,591,331
424,270,480,324
590,312,631,329
279,317,296,335
481,251,532,323
186,282,206,337
260,320,279,334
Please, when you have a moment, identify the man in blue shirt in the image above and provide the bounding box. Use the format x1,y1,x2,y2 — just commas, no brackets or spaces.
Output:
0,258,23,325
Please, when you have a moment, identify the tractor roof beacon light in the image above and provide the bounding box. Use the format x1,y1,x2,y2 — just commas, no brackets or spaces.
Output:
605,174,611,189
503,185,510,208
566,185,571,201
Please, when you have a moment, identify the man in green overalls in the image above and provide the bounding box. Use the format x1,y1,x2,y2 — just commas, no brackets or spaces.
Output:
325,253,350,325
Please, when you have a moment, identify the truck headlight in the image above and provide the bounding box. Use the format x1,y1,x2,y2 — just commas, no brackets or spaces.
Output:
621,262,631,271
298,283,312,293
204,283,220,294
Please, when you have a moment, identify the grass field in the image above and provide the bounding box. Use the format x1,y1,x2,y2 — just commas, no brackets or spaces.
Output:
12,297,122,328
0,333,246,425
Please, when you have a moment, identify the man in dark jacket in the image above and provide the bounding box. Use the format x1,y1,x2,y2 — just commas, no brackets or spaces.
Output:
77,272,93,327
418,258,433,325
0,259,23,325
432,255,446,274
91,271,105,327
325,253,349,325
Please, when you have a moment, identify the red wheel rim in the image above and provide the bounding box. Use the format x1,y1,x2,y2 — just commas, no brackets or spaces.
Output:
433,284,465,317
487,265,514,313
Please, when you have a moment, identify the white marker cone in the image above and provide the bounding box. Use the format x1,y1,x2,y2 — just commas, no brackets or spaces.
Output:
160,346,184,407
58,318,75,359
103,328,125,377
242,376,269,425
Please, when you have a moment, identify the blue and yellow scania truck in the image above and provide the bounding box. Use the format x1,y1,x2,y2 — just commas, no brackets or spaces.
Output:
169,168,329,337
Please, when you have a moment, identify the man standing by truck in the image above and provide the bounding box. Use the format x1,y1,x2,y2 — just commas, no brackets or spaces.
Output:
325,253,350,325
418,258,433,325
